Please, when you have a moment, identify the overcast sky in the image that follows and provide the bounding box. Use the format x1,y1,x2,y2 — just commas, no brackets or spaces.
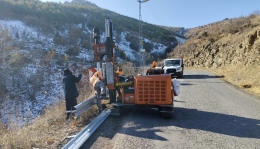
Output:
40,0,260,28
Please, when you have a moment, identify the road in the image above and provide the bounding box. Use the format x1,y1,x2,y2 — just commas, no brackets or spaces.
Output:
81,69,260,149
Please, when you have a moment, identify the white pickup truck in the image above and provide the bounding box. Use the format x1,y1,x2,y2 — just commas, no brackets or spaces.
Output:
163,58,184,78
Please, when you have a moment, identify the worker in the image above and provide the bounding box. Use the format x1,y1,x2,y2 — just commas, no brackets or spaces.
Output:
115,67,124,95
114,72,122,100
116,67,124,76
89,70,106,113
152,61,157,68
89,70,106,97
63,69,82,119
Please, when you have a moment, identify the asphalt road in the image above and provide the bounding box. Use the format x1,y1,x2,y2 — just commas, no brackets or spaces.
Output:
82,69,260,149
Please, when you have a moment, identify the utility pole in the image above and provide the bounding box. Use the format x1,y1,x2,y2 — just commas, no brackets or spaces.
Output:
137,0,149,73
178,40,180,56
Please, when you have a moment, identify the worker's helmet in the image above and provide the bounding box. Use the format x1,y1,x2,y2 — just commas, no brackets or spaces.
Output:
152,61,157,67
63,69,71,75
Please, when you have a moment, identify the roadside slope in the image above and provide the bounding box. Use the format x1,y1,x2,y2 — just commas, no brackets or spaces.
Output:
170,14,260,98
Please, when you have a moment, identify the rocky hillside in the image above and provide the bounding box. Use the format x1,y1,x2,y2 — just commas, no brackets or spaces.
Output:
170,13,260,97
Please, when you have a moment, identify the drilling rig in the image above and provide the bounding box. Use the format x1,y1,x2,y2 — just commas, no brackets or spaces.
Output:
92,18,176,118
92,18,118,104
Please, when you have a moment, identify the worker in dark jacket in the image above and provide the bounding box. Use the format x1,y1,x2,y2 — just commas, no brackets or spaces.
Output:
63,69,82,119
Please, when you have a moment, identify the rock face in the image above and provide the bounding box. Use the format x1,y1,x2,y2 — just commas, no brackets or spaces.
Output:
183,29,260,68
174,15,260,68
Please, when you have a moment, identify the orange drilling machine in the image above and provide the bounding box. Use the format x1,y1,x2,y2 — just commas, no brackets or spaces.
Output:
92,18,176,118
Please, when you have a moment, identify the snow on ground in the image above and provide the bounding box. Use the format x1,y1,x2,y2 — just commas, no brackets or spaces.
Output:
0,20,46,41
0,20,94,126
0,20,65,126
0,19,184,126
118,32,169,59
117,32,136,61
78,49,94,62
2,64,65,126
175,36,186,44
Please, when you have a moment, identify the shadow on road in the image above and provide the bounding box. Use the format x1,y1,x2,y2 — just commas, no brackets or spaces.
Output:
173,99,185,103
180,83,194,86
173,107,260,139
182,74,224,79
82,107,260,148
126,107,260,139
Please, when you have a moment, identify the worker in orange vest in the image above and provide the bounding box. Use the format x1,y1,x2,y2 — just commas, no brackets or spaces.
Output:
116,67,124,76
152,61,157,68
89,69,106,113
115,67,124,100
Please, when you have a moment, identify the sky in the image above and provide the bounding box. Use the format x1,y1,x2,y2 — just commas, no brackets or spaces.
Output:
41,0,260,28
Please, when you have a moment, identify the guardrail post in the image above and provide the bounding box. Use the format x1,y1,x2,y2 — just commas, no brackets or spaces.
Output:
72,95,97,118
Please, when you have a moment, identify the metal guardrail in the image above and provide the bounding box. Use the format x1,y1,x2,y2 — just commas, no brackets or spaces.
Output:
62,109,111,149
73,96,97,118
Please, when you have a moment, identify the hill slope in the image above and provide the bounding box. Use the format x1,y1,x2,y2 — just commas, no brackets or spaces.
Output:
170,14,260,97
0,0,179,125
0,0,178,61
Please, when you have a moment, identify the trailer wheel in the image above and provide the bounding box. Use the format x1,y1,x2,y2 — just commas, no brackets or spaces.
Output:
157,107,162,112
160,106,173,119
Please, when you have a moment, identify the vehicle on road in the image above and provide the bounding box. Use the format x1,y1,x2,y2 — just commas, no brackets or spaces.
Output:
163,58,184,78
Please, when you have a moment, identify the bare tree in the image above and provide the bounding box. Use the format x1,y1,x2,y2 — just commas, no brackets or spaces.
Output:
0,27,14,91
0,26,21,122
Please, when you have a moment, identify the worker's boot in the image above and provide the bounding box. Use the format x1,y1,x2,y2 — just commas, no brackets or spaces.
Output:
96,93,103,114
66,113,70,120
116,96,122,103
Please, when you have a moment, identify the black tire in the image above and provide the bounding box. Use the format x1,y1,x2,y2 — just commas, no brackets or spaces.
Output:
179,71,184,78
109,90,116,103
157,107,162,112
